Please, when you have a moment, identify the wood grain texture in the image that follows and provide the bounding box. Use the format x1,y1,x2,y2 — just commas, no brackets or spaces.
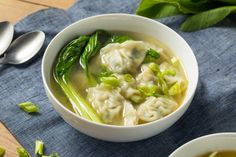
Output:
0,0,75,23
0,0,47,23
0,122,22,157
19,0,76,8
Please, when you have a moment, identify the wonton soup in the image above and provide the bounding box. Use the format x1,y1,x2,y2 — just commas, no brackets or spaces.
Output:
51,30,188,126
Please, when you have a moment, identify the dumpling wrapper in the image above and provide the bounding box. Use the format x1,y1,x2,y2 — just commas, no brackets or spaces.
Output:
87,84,124,124
123,101,138,126
100,40,148,74
136,64,156,86
114,74,140,100
137,96,178,122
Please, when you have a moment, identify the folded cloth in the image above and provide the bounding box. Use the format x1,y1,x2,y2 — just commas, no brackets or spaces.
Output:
0,0,236,156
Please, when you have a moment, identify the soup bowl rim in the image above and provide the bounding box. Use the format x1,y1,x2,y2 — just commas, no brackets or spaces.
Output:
169,132,236,156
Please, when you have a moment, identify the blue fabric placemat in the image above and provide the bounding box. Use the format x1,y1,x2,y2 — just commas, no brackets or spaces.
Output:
1,0,236,156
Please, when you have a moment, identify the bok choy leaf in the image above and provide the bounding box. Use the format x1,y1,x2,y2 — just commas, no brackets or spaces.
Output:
54,36,102,123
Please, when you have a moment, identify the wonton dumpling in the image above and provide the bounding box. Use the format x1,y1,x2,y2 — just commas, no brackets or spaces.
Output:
114,74,140,100
137,97,178,122
87,84,124,124
100,41,148,74
123,101,138,126
160,62,182,86
136,64,156,86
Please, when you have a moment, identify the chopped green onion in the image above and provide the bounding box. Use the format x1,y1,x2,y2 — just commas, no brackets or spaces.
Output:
18,102,39,114
35,140,44,157
124,74,134,82
169,80,188,96
156,72,169,95
144,48,160,63
169,83,180,96
137,85,158,97
148,63,160,73
161,69,176,76
0,147,5,157
100,76,120,87
17,148,30,157
171,57,179,66
98,65,113,78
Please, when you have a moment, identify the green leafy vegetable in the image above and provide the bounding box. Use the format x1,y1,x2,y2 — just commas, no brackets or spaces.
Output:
181,6,236,31
17,148,30,157
161,69,176,76
18,102,39,114
137,85,158,96
54,35,102,123
136,0,213,17
55,36,89,79
144,48,160,63
35,140,44,157
100,76,120,87
136,0,236,31
169,83,180,96
107,35,132,43
0,147,5,157
124,74,134,82
149,62,160,73
215,0,236,5
79,30,110,76
97,65,113,79
156,72,169,95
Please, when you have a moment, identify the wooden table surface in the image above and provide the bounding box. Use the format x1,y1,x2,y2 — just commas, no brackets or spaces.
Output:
0,0,76,23
0,1,75,156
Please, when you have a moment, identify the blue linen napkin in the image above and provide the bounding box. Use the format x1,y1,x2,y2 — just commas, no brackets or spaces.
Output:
0,0,236,156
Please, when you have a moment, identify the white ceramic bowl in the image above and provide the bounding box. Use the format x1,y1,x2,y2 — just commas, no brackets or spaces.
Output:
42,14,198,142
170,133,236,157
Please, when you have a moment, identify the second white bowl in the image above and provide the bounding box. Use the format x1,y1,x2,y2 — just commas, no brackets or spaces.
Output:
170,133,236,157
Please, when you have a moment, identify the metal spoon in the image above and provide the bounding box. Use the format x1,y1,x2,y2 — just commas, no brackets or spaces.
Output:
0,31,45,64
0,21,14,56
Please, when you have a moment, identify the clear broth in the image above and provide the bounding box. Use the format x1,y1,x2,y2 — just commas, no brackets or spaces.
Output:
200,151,236,157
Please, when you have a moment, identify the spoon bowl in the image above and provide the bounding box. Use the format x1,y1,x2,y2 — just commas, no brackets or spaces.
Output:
0,31,45,64
0,21,14,56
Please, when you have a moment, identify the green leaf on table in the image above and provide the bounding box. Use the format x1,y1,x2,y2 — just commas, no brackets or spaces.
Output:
214,0,236,5
181,6,236,31
136,0,214,18
0,147,5,157
136,2,181,18
17,148,30,157
18,102,39,114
